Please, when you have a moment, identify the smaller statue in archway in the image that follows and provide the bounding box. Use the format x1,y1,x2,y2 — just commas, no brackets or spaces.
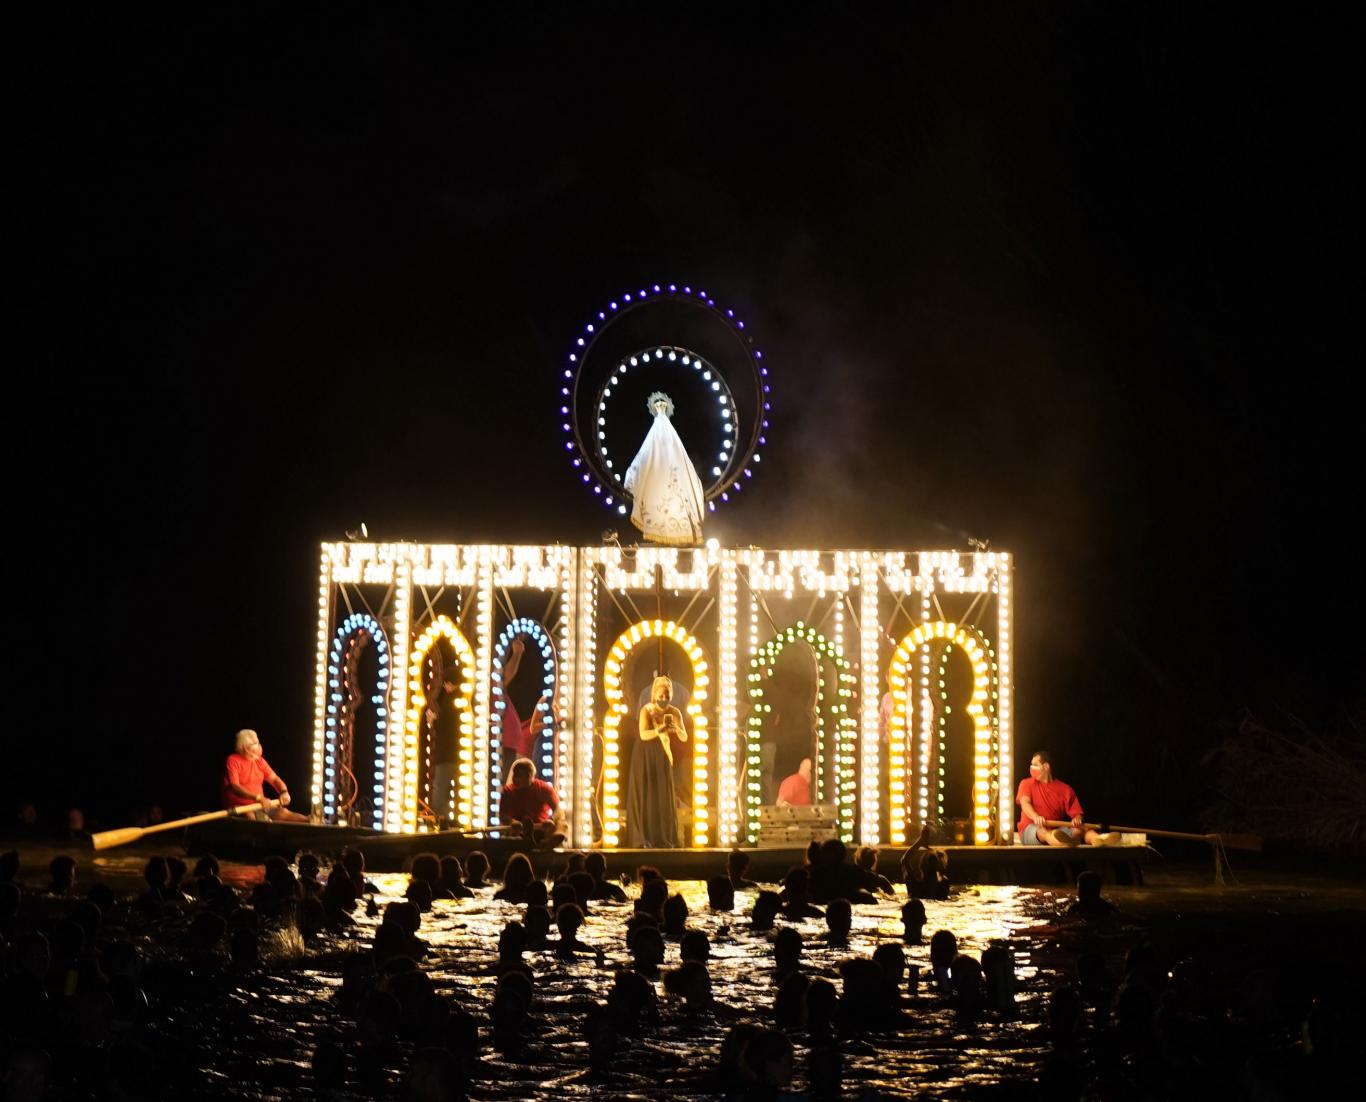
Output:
624,392,705,546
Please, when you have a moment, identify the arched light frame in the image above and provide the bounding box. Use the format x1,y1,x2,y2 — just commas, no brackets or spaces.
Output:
562,282,771,514
324,614,390,828
745,622,857,843
601,619,711,848
887,622,993,845
404,616,476,834
595,345,742,512
933,628,1000,843
491,618,558,802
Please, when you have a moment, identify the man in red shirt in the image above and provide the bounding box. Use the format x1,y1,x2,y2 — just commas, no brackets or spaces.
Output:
223,729,309,822
776,757,813,808
498,757,565,847
1016,750,1100,845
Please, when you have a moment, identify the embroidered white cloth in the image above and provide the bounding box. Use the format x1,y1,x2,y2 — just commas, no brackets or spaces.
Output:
624,400,705,545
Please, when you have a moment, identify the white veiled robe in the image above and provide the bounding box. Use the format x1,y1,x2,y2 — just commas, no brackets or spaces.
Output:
624,409,705,545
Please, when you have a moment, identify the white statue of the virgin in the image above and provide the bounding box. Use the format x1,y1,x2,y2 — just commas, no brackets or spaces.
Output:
623,391,705,545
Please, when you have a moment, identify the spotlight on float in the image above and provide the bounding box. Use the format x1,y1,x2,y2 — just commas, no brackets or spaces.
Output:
345,522,369,541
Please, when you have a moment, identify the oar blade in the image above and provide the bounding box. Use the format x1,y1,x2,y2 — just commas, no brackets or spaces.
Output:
89,827,146,851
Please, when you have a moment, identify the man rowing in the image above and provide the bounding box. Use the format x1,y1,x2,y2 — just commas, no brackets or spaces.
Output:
223,729,309,822
1016,749,1102,845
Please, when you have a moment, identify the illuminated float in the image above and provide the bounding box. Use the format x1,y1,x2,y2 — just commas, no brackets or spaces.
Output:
309,283,1013,848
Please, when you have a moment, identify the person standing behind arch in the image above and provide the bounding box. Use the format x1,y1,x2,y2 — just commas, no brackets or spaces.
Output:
627,676,687,847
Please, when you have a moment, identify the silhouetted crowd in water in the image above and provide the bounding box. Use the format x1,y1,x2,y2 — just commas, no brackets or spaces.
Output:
0,836,1350,1100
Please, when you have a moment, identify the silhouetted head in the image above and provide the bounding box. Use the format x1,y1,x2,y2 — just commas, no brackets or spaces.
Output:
383,900,421,935
628,924,665,973
825,898,852,941
523,906,550,948
555,902,584,942
819,838,847,867
503,853,535,892
1075,870,1103,904
410,853,440,886
465,851,490,885
585,852,608,881
854,845,878,872
950,953,985,1014
752,890,782,930
873,943,906,987
663,959,712,1011
774,926,803,974
439,855,465,889
726,850,750,877
662,892,688,936
638,877,668,919
680,929,710,964
707,875,736,910
804,977,838,1033
405,879,434,912
498,921,527,961
569,871,594,909
551,880,577,911
49,855,77,894
783,867,811,904
341,847,366,881
930,929,958,971
901,898,926,939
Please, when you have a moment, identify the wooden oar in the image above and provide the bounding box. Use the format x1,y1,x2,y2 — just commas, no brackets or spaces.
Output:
90,800,281,851
1044,819,1262,851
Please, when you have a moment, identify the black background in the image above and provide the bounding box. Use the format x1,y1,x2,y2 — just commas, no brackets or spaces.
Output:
11,5,1361,830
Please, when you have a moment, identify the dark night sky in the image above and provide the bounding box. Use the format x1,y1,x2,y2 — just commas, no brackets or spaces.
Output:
12,5,1361,828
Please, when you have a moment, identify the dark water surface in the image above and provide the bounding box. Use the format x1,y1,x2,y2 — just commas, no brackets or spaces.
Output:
10,843,1366,1099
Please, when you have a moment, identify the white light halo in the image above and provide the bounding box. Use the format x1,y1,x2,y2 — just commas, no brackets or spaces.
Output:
595,345,741,500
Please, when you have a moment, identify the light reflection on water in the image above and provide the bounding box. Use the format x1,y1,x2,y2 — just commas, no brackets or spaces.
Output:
22,844,1366,1098
260,874,1072,1099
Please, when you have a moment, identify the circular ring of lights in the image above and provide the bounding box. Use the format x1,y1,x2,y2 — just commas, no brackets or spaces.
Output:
562,282,771,515
595,346,742,500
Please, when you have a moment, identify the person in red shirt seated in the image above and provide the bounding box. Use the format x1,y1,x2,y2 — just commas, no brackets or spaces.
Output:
1016,750,1100,845
499,757,565,848
776,757,813,808
223,729,309,822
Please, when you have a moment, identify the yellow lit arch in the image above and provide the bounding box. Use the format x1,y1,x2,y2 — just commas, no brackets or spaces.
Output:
888,621,992,844
602,619,711,848
403,616,476,834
